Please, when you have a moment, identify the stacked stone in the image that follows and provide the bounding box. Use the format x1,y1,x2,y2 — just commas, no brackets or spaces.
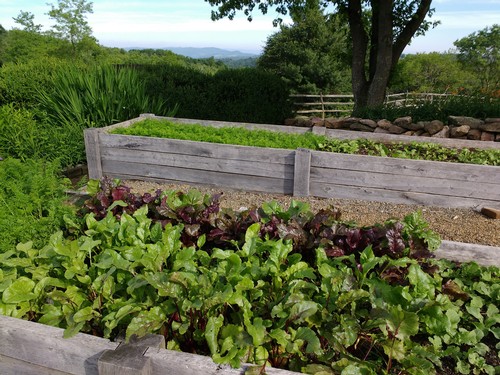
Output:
285,116,500,141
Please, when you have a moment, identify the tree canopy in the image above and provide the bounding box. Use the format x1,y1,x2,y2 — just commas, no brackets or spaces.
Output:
205,0,438,110
454,24,499,93
257,1,351,94
13,11,43,33
47,0,94,46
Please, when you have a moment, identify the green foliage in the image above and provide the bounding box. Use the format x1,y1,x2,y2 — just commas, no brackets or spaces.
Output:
0,183,498,374
354,93,500,123
0,57,70,106
258,5,351,94
0,30,68,65
47,0,94,46
37,64,174,129
111,119,500,166
390,53,470,94
0,158,74,253
12,11,43,33
0,104,91,167
454,24,500,93
112,119,322,149
137,64,292,124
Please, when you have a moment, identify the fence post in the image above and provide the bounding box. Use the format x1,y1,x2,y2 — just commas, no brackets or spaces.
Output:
320,93,325,120
293,148,312,197
84,128,103,180
98,334,165,375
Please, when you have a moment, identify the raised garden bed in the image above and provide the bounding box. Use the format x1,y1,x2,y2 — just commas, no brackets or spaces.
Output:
84,114,500,209
0,315,297,375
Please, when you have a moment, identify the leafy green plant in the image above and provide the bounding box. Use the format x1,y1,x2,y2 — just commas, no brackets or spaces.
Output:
0,104,88,167
0,199,498,374
0,57,68,107
37,64,176,129
111,119,500,166
0,158,75,253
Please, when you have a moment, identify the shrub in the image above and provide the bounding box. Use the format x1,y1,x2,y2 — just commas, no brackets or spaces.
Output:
0,57,69,107
0,158,74,252
0,104,86,167
138,64,293,124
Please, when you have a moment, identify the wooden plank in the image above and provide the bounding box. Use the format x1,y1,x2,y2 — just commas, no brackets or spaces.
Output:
84,128,103,180
100,115,153,132
310,167,498,200
312,126,326,136
98,334,165,375
324,128,500,150
99,134,296,164
100,148,294,180
293,148,311,197
435,241,500,267
145,347,301,375
0,315,118,375
309,182,494,208
0,316,301,375
102,160,294,194
311,151,500,184
0,356,71,375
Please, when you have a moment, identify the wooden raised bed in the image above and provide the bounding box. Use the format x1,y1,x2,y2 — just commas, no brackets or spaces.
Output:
84,115,500,209
0,315,297,375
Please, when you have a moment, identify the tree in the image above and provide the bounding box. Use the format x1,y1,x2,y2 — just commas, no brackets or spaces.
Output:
205,0,438,111
390,52,469,94
454,24,499,93
47,0,94,47
12,11,43,33
258,1,351,93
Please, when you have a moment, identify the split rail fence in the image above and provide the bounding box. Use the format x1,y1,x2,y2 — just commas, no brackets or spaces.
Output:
291,92,453,118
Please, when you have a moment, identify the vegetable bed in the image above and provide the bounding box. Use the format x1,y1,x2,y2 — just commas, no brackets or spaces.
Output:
84,115,500,208
1,178,499,374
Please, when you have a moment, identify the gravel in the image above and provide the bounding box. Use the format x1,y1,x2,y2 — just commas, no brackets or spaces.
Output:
124,180,500,247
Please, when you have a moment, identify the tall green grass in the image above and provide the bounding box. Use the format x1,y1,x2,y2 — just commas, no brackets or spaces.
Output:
37,64,177,129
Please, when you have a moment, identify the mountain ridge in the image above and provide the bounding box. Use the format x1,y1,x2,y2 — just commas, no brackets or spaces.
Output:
125,46,259,59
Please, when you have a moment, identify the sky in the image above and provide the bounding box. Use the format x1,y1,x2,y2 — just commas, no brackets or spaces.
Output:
0,0,499,55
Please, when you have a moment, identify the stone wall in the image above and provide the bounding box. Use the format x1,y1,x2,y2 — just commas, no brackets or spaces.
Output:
285,116,500,142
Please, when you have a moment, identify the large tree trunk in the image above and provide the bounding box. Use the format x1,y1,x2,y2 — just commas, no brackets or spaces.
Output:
345,0,433,112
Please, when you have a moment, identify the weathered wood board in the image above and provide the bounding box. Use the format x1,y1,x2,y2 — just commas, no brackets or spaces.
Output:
0,315,301,375
308,150,500,207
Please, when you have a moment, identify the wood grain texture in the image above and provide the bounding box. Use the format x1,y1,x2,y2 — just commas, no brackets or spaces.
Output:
102,160,294,194
100,147,294,180
293,148,311,197
436,241,500,267
84,128,103,180
309,182,492,208
0,315,118,375
98,334,165,375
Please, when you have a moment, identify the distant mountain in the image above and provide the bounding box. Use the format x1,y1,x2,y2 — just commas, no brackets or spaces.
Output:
162,47,259,59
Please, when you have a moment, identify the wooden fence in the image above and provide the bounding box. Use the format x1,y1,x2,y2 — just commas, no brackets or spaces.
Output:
84,115,500,209
291,92,453,118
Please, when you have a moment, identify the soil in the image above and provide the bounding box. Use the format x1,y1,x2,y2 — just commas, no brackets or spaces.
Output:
123,180,500,248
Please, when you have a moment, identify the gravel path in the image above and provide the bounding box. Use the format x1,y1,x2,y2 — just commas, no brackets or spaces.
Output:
124,180,500,247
